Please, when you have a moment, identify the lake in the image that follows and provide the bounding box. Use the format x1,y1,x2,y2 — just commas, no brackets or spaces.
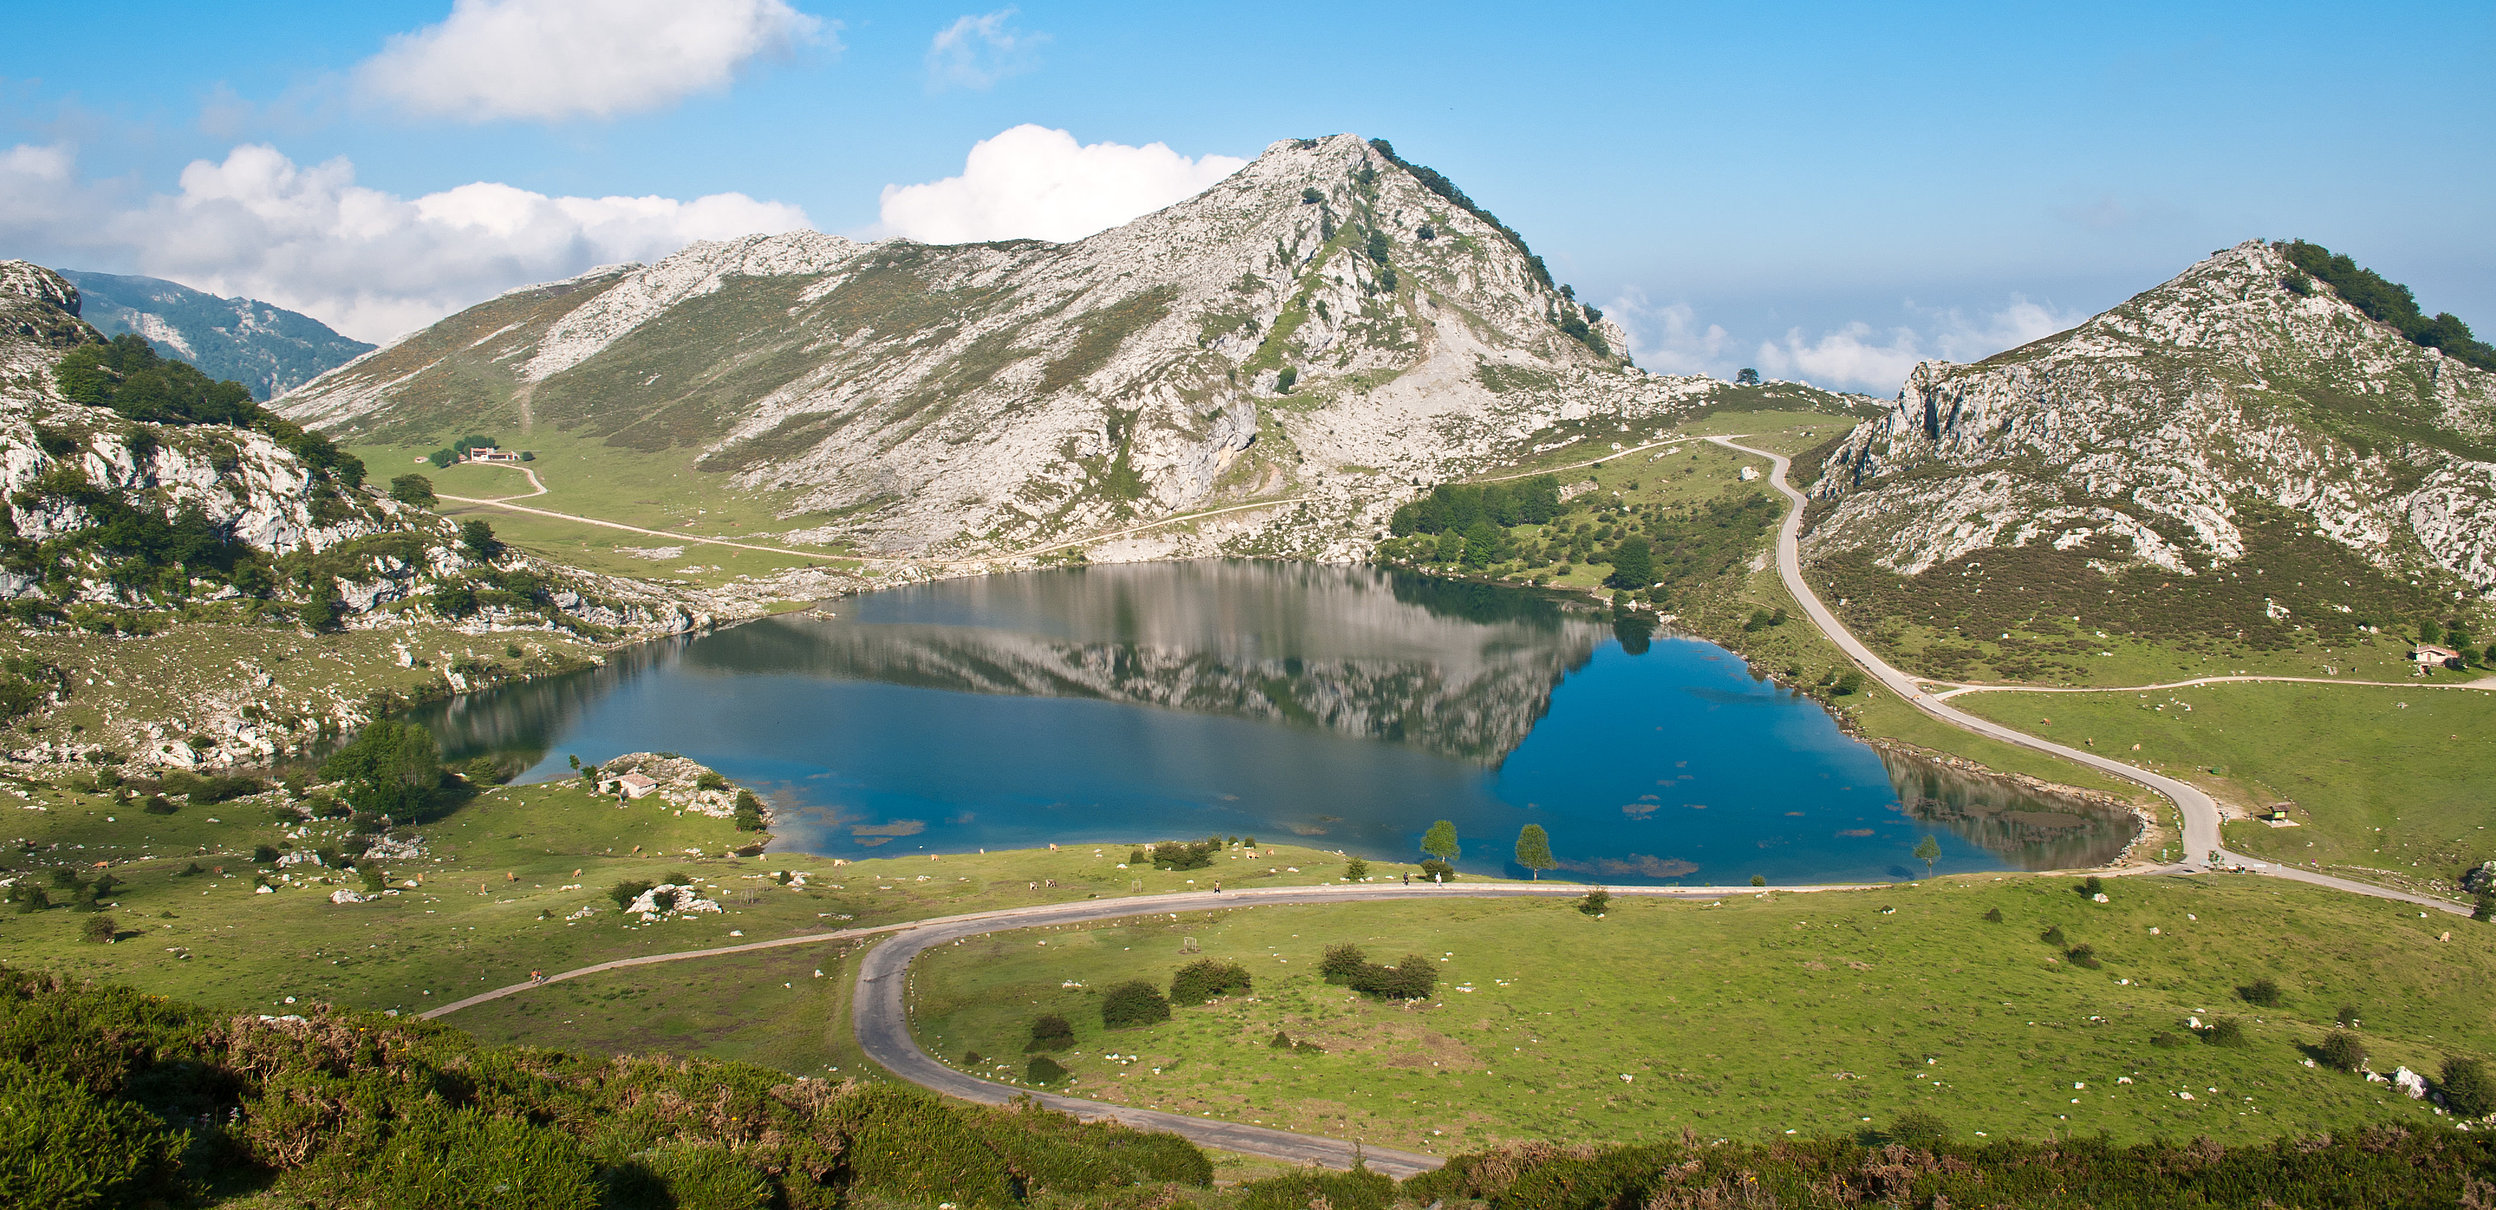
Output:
414,560,2136,883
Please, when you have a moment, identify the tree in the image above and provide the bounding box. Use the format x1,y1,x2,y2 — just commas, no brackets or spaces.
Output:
1578,887,1610,916
459,519,503,562
733,790,767,832
1734,367,1760,386
81,914,117,944
2442,1056,2496,1117
1421,820,1459,863
1913,834,1942,876
320,719,443,819
1343,856,1368,881
1275,366,1297,393
1514,824,1555,879
388,474,437,507
2240,977,2284,1007
1603,536,1654,589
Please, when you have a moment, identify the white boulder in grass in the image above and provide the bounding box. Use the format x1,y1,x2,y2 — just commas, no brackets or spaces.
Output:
2394,1067,2428,1099
329,889,365,904
625,883,723,922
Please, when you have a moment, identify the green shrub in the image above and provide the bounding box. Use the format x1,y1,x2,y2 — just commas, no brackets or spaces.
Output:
1169,959,1252,1005
1344,856,1369,880
2038,924,2066,946
1026,1014,1074,1052
1025,1056,1069,1085
2079,875,2104,897
139,794,176,815
1268,1030,1294,1049
373,1104,598,1210
1983,907,2005,923
2065,944,2102,969
631,1146,770,1210
2200,1016,2248,1048
838,1084,1015,1207
1101,981,1170,1029
461,756,509,785
1235,1164,1396,1210
732,790,765,832
1418,858,1455,882
2443,1056,2496,1117
1885,1108,1951,1147
0,1058,187,1208
2316,1030,2367,1072
2240,977,2284,1007
696,771,730,791
1149,838,1220,870
608,880,654,910
1580,888,1611,916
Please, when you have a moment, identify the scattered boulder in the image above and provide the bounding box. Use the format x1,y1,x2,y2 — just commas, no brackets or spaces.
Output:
2395,1067,2429,1099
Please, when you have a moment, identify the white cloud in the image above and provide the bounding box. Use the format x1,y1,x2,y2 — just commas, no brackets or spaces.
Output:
360,0,825,122
926,9,1047,91
1753,296,2083,393
0,142,810,343
876,125,1247,245
1607,289,1732,377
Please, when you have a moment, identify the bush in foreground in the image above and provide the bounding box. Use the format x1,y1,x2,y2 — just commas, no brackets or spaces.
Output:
1102,980,1171,1029
0,966,1212,1208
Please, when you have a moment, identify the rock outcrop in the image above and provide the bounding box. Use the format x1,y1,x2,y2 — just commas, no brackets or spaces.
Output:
1806,240,2496,598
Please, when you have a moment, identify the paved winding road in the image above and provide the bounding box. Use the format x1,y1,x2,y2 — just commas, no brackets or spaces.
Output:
432,880,1859,1176
1708,436,2471,917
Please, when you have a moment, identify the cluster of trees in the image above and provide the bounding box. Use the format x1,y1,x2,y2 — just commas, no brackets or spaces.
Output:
1318,943,1439,1000
2282,240,2496,371
1143,836,1227,870
318,718,445,821
55,334,366,486
0,966,1218,1208
1388,476,1565,537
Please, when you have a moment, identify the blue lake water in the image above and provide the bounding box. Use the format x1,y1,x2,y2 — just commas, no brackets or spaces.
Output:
414,561,2134,883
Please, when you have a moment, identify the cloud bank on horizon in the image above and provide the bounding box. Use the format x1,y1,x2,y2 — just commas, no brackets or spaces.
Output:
1,142,810,344
359,0,826,122
876,125,1247,244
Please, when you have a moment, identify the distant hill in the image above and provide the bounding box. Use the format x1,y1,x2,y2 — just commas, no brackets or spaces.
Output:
1801,239,2496,679
60,269,372,400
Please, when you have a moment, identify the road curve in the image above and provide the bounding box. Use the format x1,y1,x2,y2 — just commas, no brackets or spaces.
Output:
432,879,1861,1175
1709,437,2470,917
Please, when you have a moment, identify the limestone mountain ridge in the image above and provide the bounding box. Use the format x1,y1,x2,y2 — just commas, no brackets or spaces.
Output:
1803,240,2496,624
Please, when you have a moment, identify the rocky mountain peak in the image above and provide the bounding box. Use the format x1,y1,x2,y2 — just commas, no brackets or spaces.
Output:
279,132,1700,559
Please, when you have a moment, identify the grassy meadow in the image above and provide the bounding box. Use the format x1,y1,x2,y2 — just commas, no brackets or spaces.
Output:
1955,682,2496,896
909,876,2496,1157
0,768,1394,1023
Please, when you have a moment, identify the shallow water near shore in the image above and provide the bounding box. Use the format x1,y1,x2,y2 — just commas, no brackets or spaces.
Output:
413,560,2135,883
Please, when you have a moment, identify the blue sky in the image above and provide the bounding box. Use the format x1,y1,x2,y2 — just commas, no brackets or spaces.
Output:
5,1,2491,390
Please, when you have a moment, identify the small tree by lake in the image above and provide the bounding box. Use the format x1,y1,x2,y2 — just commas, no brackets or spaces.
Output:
1514,825,1555,880
1913,835,1941,876
1421,820,1459,864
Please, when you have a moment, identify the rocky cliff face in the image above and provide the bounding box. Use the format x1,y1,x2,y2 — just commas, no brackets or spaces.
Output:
0,260,698,639
280,135,1775,560
1805,241,2496,599
62,270,374,401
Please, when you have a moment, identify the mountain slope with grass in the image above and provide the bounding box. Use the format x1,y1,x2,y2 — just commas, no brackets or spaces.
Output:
60,269,374,400
0,260,704,766
279,135,1825,561
1802,239,2496,681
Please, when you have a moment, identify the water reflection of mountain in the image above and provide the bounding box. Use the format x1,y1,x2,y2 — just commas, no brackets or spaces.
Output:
691,562,1609,764
1881,752,2141,870
412,635,689,766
